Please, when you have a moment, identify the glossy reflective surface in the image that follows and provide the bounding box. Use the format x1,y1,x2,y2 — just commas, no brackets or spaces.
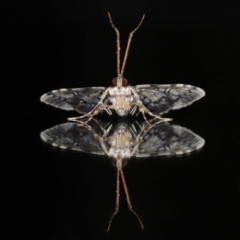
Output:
40,119,205,158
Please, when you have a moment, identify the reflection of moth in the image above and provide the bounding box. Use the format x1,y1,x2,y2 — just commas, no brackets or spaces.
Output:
40,13,205,122
41,118,205,231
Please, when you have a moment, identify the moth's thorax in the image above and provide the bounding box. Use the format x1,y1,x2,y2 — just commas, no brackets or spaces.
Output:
109,86,134,116
108,125,133,159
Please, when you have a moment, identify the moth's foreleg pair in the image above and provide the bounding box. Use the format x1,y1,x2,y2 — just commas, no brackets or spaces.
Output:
130,88,172,123
130,118,166,156
68,88,113,122
68,88,173,123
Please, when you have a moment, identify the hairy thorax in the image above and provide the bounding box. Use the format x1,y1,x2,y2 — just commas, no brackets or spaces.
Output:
108,86,134,116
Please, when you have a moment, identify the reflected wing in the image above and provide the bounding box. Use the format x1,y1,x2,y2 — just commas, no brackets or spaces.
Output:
134,122,205,157
40,122,105,155
134,84,205,114
40,87,106,114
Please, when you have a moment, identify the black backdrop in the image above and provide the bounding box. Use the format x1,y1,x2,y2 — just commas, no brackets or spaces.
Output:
3,1,240,239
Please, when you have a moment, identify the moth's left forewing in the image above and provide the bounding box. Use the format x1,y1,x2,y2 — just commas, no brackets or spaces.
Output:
133,84,205,115
40,87,106,114
40,122,105,155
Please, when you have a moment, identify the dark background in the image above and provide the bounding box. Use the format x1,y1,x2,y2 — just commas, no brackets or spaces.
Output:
3,1,240,239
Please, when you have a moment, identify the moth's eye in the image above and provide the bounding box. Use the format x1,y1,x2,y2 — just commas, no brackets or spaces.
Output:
112,78,117,86
122,78,128,86
111,159,128,168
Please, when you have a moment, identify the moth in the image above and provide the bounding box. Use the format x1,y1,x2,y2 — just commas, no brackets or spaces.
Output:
40,118,205,230
40,13,205,122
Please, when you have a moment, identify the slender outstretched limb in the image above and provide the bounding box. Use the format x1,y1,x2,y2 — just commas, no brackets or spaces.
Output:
120,169,144,229
108,12,121,77
75,118,111,140
68,88,111,122
107,168,120,231
120,14,145,75
130,118,167,156
67,106,101,123
130,88,172,123
107,12,145,76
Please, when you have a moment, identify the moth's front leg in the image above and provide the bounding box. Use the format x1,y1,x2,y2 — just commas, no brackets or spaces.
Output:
131,88,172,122
75,121,103,140
75,119,111,151
68,88,111,122
68,106,102,123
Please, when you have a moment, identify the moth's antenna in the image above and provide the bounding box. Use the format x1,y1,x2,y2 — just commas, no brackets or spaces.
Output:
107,165,120,231
120,168,144,230
108,12,121,77
107,159,144,231
120,14,145,76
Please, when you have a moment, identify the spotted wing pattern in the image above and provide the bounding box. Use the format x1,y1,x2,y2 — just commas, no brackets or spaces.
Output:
41,119,204,158
134,84,205,114
40,122,105,155
40,87,106,114
134,121,205,157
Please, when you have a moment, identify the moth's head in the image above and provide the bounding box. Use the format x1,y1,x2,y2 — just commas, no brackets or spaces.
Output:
112,77,128,87
111,159,128,168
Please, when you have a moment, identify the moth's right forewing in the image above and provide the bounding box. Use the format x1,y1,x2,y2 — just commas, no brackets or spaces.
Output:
134,84,205,115
134,122,205,157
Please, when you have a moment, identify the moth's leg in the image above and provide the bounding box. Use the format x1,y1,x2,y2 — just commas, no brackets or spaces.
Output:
81,104,112,121
142,110,173,122
99,136,110,155
131,118,166,156
139,103,172,122
130,123,138,137
68,88,111,122
68,107,102,122
130,122,150,155
90,118,112,135
130,137,142,156
131,88,172,122
131,104,152,124
75,118,110,137
67,105,101,122
119,169,144,230
129,104,138,115
98,103,115,115
76,121,111,155
102,124,112,138
107,168,121,231
104,107,112,115
75,121,103,140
